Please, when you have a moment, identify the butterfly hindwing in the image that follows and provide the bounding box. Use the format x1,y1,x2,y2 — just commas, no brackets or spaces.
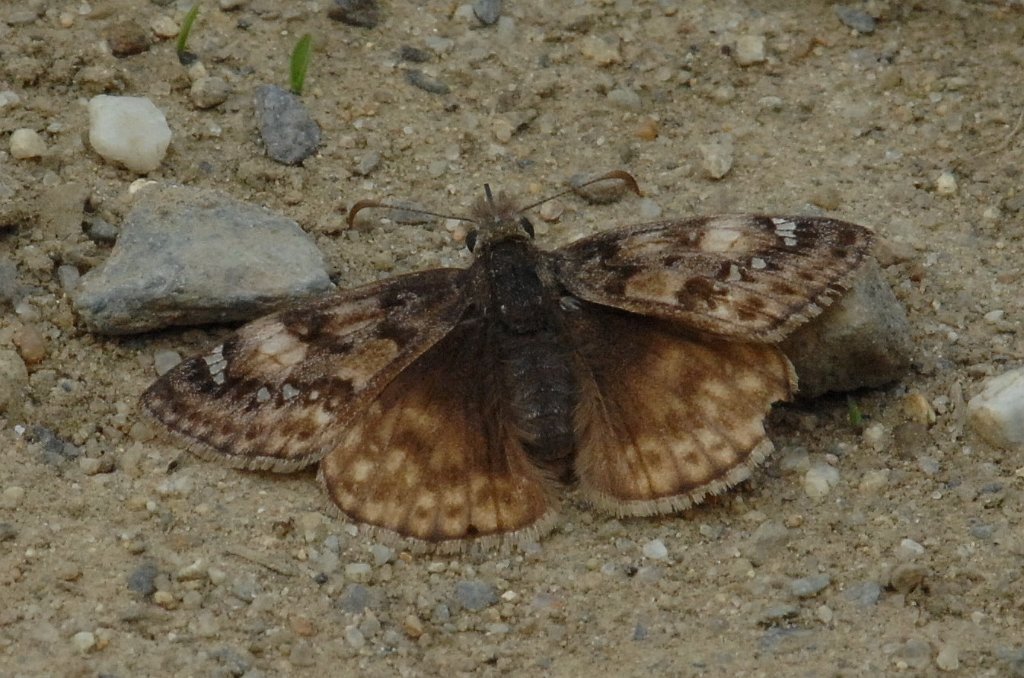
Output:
564,303,797,515
318,320,559,551
554,215,874,342
142,268,471,471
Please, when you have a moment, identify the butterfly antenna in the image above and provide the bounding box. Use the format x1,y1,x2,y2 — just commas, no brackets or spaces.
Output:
484,183,495,206
517,170,642,214
346,200,476,229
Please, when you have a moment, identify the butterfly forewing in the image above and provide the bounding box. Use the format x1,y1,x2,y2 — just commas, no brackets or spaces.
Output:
554,215,874,342
142,268,471,471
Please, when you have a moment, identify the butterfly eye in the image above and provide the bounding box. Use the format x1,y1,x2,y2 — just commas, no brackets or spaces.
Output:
519,216,535,239
465,229,478,252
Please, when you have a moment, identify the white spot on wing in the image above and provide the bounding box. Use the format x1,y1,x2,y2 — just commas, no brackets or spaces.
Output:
750,257,767,270
699,227,743,253
256,387,271,403
282,383,300,401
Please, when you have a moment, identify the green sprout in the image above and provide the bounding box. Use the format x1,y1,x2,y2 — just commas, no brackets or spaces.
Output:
290,34,313,95
176,3,200,64
847,396,864,429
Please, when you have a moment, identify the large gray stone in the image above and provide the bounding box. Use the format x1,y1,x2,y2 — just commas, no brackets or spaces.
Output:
783,258,912,398
73,184,333,334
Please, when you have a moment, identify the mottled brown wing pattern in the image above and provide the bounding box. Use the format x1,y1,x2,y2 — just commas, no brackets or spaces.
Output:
318,321,559,551
555,215,873,342
564,303,796,515
142,268,470,471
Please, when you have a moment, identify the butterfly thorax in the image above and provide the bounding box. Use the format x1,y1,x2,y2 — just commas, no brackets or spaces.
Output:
476,237,579,479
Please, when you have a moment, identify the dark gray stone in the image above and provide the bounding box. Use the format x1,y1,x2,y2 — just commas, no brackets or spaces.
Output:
835,5,876,34
473,0,502,25
127,562,159,597
843,580,882,606
253,85,321,165
405,70,450,95
782,259,912,398
454,579,498,611
73,184,332,334
328,0,381,28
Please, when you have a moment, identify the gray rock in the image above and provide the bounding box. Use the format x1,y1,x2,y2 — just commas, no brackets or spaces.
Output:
835,5,876,34
789,573,831,598
473,0,502,25
253,85,321,165
454,579,498,611
782,259,912,398
843,580,882,606
328,0,381,28
405,70,450,95
740,520,791,566
0,349,29,419
25,425,81,464
127,562,160,597
336,583,384,613
73,184,332,334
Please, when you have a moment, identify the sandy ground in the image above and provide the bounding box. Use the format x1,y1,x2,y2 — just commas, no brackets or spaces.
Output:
2,0,1024,676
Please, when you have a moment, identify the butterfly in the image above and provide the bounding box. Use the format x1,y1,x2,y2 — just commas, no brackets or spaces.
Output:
141,171,874,552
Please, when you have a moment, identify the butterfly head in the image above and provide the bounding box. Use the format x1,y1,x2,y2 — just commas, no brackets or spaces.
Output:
464,184,535,253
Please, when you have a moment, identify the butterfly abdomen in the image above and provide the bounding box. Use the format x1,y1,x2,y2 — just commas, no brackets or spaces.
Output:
483,240,580,477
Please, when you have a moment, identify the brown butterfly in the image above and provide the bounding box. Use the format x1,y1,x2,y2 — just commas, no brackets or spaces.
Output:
142,171,873,552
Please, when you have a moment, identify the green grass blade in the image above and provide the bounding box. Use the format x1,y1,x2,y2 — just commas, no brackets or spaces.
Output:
290,34,313,95
177,3,200,57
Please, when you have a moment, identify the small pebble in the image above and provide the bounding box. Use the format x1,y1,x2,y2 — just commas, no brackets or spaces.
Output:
150,15,179,39
700,134,734,179
472,0,502,25
344,563,372,583
580,35,622,66
79,455,115,475
190,76,233,109
607,87,641,111
405,70,450,95
835,5,876,34
790,573,831,598
88,95,172,173
862,423,890,451
128,563,159,596
344,625,366,648
107,20,151,57
399,45,431,63
537,201,563,223
896,538,925,560
403,614,425,639
454,580,498,611
843,580,882,606
253,85,321,166
0,486,26,510
177,558,208,581
888,563,928,594
370,544,394,566
71,631,96,653
637,198,662,220
936,644,959,671
57,265,81,292
635,116,659,140
153,350,182,376
816,604,834,624
935,171,958,196
328,0,381,28
10,128,47,159
858,468,890,493
733,35,766,66
354,150,382,176
803,464,840,499
569,173,632,204
642,539,668,560
902,392,936,425
12,324,46,364
968,367,1024,448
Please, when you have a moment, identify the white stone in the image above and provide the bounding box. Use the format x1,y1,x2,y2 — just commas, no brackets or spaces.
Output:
700,134,734,180
71,630,96,653
734,35,767,66
896,538,925,560
935,171,958,196
803,464,840,499
10,128,46,158
968,367,1024,448
642,539,669,560
88,95,172,173
0,90,21,109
